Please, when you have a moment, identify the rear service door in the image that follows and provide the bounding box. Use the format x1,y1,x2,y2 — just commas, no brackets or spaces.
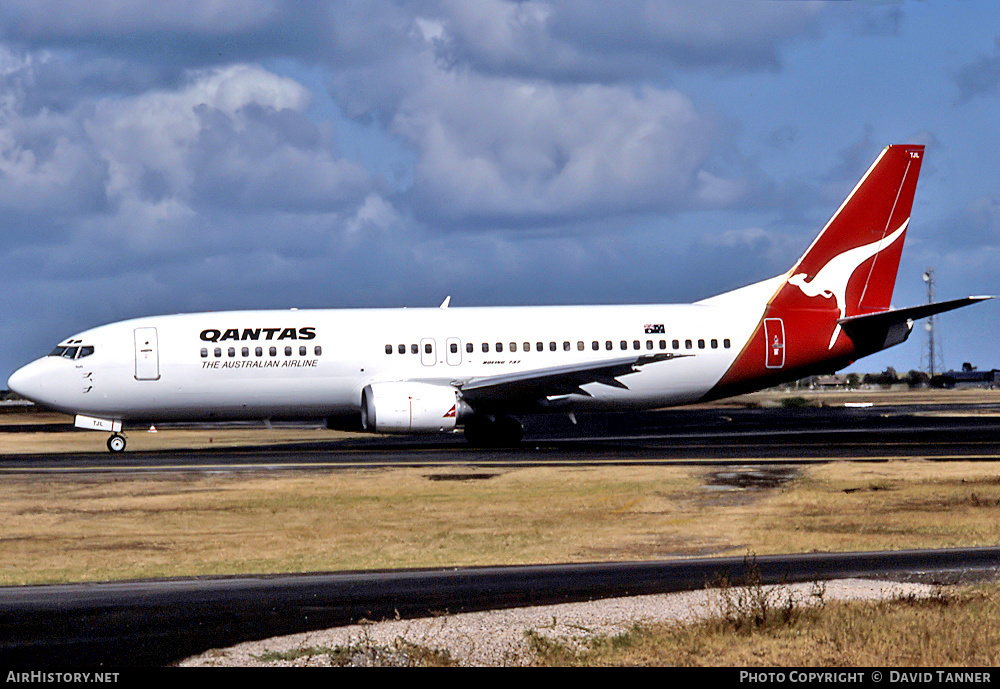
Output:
764,318,785,369
134,327,160,380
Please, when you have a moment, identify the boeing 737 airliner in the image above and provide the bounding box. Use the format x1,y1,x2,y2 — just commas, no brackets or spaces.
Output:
7,145,992,451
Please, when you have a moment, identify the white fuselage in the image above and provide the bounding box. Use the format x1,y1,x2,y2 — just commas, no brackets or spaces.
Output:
9,279,777,424
10,144,974,450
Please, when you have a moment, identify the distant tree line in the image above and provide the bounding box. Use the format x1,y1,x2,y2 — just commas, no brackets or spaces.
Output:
787,365,995,391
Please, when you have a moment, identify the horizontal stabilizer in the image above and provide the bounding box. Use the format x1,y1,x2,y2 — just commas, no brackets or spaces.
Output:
838,296,993,355
838,295,994,328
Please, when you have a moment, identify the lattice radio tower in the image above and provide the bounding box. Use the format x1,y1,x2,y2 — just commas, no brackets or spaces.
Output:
921,268,945,377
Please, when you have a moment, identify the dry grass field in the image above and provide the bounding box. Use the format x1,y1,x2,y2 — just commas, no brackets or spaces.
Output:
528,585,1000,667
2,389,1000,586
2,458,999,586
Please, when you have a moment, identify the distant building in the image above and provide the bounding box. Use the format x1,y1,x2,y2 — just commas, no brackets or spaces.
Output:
934,363,999,388
812,374,850,389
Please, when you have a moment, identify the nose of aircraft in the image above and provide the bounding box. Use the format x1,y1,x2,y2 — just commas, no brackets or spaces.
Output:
7,359,52,406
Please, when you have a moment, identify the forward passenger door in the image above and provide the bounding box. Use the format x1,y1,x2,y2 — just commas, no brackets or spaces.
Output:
134,327,160,380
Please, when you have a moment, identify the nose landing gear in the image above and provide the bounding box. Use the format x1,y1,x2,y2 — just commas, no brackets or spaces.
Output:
107,433,127,453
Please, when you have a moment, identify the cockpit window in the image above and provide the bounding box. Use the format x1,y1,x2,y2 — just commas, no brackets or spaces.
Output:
48,345,94,359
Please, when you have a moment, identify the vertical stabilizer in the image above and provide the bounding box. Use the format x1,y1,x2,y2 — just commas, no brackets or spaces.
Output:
781,144,924,324
709,144,925,398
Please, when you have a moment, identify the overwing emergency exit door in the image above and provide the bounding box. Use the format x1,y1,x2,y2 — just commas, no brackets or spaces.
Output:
420,338,436,367
445,337,462,366
134,327,160,380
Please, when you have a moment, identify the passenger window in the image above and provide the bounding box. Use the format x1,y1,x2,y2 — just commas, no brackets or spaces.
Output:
425,343,432,354
228,347,236,357
242,347,249,357
285,346,292,356
466,343,474,353
536,342,544,352
411,344,418,354
606,341,613,350
633,340,640,350
314,346,322,356
685,340,692,349
659,340,666,350
711,339,718,349
385,344,393,354
299,346,307,356
200,348,208,358
672,340,679,349
215,348,222,358
256,347,263,357
698,339,705,349
482,343,489,353
496,342,503,353
523,342,530,352
510,342,517,352
398,344,406,354
724,339,731,349
592,341,599,351
577,341,584,351
620,340,627,350
269,346,277,356
563,341,570,351
550,342,556,351
646,340,653,350
450,343,458,354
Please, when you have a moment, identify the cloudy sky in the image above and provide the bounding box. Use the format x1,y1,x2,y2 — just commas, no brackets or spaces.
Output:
3,1,1000,381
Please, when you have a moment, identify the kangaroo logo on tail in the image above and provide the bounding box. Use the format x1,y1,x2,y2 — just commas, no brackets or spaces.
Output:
786,219,909,348
773,144,923,351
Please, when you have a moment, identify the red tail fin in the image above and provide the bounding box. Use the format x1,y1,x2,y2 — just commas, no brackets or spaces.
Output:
782,144,924,321
710,145,925,397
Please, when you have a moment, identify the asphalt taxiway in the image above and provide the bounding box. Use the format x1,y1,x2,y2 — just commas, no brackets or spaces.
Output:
3,547,1000,667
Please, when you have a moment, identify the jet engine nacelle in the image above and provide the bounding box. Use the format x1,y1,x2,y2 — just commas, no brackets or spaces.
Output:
361,382,467,433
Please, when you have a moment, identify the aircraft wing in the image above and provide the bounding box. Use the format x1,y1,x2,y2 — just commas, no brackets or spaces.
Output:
456,353,686,406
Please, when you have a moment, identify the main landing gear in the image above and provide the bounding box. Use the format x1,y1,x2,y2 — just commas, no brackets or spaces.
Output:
107,433,127,453
463,415,524,447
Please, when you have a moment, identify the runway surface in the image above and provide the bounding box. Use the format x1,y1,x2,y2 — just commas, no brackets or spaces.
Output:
4,402,1000,472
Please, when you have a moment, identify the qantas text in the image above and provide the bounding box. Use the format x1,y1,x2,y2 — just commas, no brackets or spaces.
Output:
199,327,316,342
